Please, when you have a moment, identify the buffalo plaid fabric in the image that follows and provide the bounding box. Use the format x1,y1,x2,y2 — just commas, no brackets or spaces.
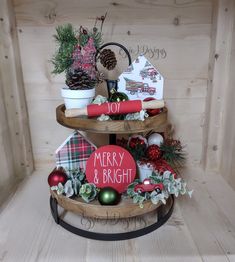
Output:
55,131,96,171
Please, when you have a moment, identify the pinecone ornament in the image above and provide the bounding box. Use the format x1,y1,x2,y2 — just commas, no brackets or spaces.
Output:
99,49,117,70
66,69,95,90
164,138,182,150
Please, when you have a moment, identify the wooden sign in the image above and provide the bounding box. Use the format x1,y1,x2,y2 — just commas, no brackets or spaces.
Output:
86,145,136,193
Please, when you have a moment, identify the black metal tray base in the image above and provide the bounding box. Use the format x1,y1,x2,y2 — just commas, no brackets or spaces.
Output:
50,195,174,241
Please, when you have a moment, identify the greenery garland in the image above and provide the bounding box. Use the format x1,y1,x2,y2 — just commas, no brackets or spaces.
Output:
127,171,193,208
50,168,192,208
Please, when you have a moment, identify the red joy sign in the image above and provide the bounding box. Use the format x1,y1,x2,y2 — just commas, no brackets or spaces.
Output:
86,145,136,193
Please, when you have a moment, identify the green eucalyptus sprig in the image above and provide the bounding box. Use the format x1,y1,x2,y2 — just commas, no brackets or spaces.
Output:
66,168,86,195
50,168,86,198
127,171,193,207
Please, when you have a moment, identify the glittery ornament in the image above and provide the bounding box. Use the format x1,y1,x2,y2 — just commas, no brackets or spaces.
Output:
153,159,177,178
127,135,148,161
146,145,162,161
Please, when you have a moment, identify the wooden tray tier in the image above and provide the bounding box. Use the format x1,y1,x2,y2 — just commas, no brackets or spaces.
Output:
51,190,161,219
56,104,168,134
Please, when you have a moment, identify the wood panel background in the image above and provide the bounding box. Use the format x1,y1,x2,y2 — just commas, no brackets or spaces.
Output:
12,0,213,169
220,0,235,187
0,0,34,204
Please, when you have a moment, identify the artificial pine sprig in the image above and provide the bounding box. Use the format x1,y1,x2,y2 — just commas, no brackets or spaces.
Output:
78,26,103,49
51,24,78,74
89,30,103,49
127,144,146,161
53,24,78,44
51,14,106,75
160,139,186,167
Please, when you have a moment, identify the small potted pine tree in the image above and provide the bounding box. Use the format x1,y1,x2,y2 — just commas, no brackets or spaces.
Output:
51,22,103,109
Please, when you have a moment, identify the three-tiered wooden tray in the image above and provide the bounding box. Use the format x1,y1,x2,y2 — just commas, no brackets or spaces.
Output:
49,104,174,240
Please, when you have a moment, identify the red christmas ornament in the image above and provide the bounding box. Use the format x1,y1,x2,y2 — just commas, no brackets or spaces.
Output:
144,97,162,116
153,159,177,178
48,170,68,187
146,145,162,161
128,135,147,149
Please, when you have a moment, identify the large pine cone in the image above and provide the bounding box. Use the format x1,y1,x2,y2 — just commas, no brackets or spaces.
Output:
99,49,117,70
66,69,95,90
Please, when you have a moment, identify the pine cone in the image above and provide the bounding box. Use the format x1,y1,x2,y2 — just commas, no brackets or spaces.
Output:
165,138,182,150
99,49,117,70
66,69,95,90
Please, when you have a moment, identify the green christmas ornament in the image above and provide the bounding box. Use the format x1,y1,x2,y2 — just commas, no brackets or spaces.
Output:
98,187,121,205
109,89,129,120
109,91,129,103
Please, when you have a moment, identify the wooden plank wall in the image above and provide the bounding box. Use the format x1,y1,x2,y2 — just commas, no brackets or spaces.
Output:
220,1,235,188
0,0,34,204
12,0,213,169
204,0,235,171
0,68,16,205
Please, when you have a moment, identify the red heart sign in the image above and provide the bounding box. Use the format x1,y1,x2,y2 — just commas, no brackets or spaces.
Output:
86,145,136,193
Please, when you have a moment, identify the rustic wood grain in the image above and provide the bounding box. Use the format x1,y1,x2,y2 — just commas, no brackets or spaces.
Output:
204,0,235,172
13,0,212,27
56,104,167,134
1,167,235,261
0,0,34,203
219,0,235,189
11,0,212,169
51,190,163,219
179,167,235,261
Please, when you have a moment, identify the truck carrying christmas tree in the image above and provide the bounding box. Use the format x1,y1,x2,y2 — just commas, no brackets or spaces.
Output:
124,77,156,96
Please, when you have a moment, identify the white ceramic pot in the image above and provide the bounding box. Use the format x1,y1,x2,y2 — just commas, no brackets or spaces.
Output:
61,87,95,109
137,161,154,182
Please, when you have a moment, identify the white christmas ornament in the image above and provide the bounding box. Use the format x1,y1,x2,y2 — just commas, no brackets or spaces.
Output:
148,133,164,146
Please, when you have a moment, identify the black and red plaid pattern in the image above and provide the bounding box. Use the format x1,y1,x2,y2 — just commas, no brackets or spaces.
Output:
55,131,96,171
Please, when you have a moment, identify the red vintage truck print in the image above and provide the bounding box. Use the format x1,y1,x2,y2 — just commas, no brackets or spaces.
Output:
140,67,159,80
125,78,156,96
